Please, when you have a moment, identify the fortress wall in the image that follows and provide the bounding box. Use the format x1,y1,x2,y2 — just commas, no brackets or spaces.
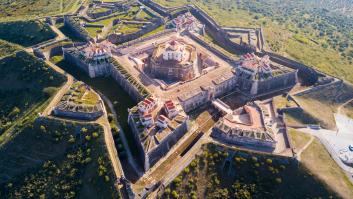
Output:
109,65,144,102
255,71,297,96
293,79,343,97
52,109,103,120
88,9,113,19
128,116,148,171
141,0,169,16
108,18,163,44
211,128,276,149
262,51,321,84
186,32,235,63
115,29,176,51
148,121,188,168
63,49,90,75
64,16,90,41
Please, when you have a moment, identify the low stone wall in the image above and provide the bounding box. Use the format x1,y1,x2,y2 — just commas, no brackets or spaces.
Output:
52,108,103,120
293,79,342,97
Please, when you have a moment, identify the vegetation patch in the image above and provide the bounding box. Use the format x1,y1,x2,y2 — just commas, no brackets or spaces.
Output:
294,82,353,129
0,0,80,20
0,40,21,58
300,138,353,199
342,100,353,119
0,51,66,136
0,20,56,47
0,118,119,199
163,143,341,199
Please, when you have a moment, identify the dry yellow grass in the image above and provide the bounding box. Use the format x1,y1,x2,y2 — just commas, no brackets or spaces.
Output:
288,129,312,152
301,138,353,199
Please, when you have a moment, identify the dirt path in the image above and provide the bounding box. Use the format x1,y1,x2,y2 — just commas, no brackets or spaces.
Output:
41,61,73,117
296,135,314,161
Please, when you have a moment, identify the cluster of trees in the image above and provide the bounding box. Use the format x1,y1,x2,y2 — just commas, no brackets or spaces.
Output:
236,0,353,62
162,144,338,199
0,52,66,135
0,118,118,199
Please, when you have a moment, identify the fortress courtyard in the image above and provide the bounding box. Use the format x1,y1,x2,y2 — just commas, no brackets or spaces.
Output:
113,32,235,103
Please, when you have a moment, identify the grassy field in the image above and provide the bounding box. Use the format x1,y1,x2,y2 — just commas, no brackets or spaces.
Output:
0,20,57,47
0,40,21,58
0,0,81,21
300,138,353,199
153,0,353,84
288,129,312,152
0,51,66,137
163,143,341,199
342,101,353,119
0,118,119,199
293,82,353,129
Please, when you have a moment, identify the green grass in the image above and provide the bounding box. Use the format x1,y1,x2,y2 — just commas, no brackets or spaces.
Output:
288,129,312,151
0,51,66,136
85,26,102,38
163,143,341,199
135,9,153,20
116,23,143,34
0,0,81,21
0,40,21,58
56,22,85,42
0,117,119,199
141,25,165,38
301,138,353,199
0,20,57,47
293,82,353,129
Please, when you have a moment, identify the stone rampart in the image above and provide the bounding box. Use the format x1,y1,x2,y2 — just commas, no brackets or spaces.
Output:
64,16,90,41
53,108,103,120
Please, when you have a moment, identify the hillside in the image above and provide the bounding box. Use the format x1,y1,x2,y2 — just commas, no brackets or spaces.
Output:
0,51,66,137
163,144,341,199
0,118,119,199
0,0,82,21
0,40,20,58
0,20,57,47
